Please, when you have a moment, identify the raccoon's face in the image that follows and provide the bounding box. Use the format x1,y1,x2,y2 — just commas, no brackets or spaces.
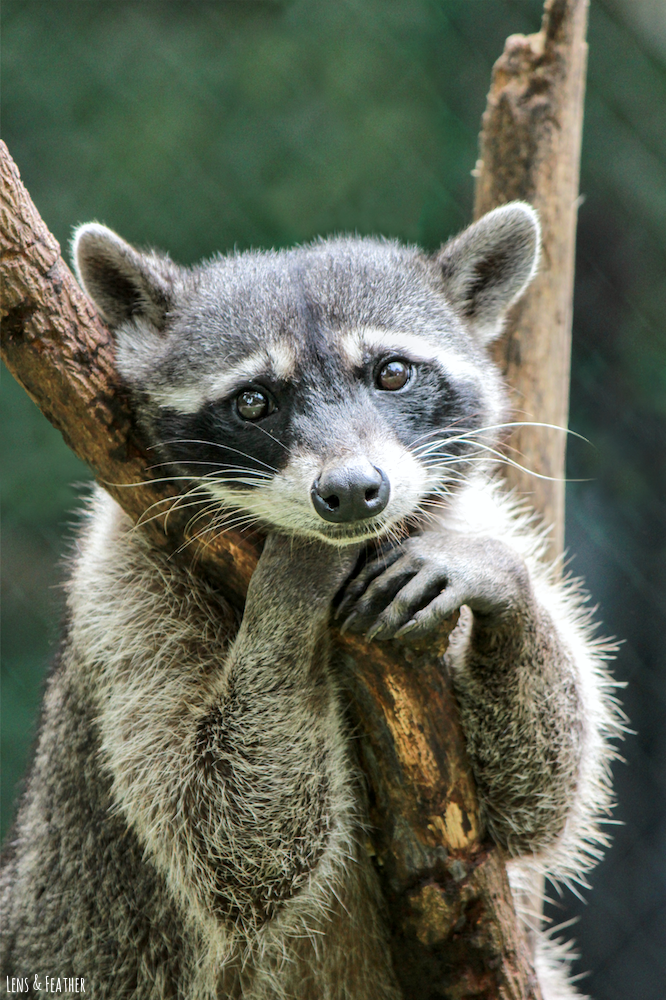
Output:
73,205,539,546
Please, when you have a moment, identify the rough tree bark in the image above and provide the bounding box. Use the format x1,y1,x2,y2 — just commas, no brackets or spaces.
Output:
475,0,588,561
0,2,587,996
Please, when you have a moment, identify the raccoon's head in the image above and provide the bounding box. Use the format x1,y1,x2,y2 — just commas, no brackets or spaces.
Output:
73,204,539,546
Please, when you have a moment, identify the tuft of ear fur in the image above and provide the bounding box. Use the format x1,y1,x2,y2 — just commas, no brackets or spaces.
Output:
72,223,181,329
436,202,540,343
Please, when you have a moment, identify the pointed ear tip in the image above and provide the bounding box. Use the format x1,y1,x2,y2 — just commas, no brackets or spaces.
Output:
493,201,541,236
71,222,128,261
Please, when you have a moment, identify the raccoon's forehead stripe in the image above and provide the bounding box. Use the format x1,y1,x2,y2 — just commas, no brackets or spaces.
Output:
207,344,297,396
340,327,482,384
149,345,297,413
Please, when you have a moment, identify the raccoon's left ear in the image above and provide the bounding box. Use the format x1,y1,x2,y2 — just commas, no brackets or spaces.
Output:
435,202,540,343
72,223,181,330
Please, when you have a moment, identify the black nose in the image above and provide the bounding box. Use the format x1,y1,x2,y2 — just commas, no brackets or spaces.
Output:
311,462,390,523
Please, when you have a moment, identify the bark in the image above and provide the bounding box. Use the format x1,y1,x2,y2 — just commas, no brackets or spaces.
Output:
474,0,588,560
0,2,586,994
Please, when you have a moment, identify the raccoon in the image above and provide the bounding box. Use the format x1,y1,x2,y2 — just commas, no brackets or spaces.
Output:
0,204,620,999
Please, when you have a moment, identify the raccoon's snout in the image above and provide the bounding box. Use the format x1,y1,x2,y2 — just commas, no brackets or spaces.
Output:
311,462,390,524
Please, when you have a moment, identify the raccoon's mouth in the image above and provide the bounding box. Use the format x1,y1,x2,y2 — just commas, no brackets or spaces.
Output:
310,514,407,547
321,523,385,542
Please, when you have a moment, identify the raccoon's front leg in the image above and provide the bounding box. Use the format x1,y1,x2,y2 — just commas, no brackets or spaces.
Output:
115,535,357,933
173,533,359,931
337,532,584,856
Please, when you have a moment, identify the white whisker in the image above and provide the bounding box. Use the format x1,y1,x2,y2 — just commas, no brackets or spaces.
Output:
151,438,282,474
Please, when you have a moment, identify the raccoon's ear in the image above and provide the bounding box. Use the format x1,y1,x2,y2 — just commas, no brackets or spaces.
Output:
435,202,540,343
72,223,179,330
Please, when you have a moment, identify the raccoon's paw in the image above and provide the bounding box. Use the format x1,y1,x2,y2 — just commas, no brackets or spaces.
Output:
335,531,532,641
254,532,362,604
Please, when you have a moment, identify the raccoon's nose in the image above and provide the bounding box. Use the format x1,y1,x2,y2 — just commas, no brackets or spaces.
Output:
311,462,390,523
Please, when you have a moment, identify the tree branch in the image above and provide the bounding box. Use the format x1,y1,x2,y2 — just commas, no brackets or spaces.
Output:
475,0,589,559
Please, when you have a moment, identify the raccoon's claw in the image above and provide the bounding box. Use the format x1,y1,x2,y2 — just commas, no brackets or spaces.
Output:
336,537,468,642
335,544,404,622
338,611,361,635
337,560,420,636
391,592,462,640
394,618,418,638
362,588,462,642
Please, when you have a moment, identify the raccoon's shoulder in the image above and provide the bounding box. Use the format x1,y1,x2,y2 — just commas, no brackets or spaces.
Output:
440,476,551,565
65,488,238,676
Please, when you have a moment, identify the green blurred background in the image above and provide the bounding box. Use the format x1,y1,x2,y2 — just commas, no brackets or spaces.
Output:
2,2,664,997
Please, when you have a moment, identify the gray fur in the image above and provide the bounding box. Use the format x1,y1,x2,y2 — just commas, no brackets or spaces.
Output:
1,207,621,999
436,202,540,343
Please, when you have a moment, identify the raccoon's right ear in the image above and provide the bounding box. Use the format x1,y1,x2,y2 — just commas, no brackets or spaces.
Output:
434,203,540,343
72,223,179,330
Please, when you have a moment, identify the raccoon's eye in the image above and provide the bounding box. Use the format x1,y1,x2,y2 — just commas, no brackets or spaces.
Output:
236,389,273,421
376,358,411,391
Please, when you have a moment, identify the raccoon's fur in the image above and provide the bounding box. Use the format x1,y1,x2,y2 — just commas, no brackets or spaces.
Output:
0,204,621,999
